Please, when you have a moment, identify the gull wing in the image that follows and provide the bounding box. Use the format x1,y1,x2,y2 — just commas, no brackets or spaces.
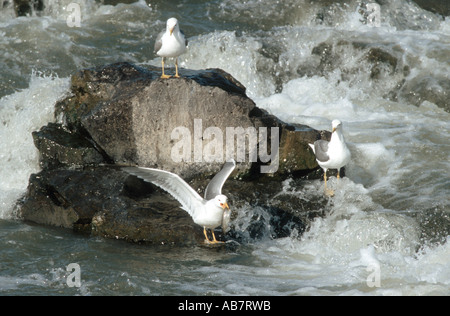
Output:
123,167,204,218
180,29,188,46
154,30,165,53
204,159,236,200
312,140,330,162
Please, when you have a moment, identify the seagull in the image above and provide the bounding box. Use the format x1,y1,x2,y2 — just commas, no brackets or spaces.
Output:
308,120,351,196
123,159,236,244
154,17,187,79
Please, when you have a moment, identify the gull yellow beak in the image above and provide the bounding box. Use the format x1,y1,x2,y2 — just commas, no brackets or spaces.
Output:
223,202,230,210
169,27,174,35
332,127,336,133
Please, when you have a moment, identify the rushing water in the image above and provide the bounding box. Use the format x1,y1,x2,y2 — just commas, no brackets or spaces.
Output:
0,0,449,295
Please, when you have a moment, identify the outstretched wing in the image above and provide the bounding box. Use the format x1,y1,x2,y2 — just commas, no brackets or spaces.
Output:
204,159,236,200
123,167,205,218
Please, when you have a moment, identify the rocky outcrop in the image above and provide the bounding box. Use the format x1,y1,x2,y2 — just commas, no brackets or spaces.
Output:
18,62,329,245
19,165,328,245
54,62,320,178
20,166,206,244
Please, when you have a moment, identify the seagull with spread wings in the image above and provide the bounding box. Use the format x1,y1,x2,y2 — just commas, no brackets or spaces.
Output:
123,160,236,244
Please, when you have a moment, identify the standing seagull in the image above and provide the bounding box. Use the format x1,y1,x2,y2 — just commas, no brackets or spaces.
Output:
123,160,236,244
154,17,187,79
308,120,351,196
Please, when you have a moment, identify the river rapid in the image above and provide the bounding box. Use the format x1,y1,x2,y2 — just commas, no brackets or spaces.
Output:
0,0,449,295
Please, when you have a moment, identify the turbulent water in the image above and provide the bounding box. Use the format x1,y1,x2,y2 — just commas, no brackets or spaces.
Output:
0,0,449,295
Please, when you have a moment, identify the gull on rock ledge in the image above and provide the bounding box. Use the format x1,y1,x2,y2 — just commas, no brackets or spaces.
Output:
123,160,236,244
154,17,187,79
308,120,351,196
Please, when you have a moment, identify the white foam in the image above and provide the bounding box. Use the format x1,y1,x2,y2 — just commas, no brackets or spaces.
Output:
240,170,449,295
256,75,358,124
440,17,450,34
180,31,276,99
245,210,448,295
0,74,70,218
0,0,448,295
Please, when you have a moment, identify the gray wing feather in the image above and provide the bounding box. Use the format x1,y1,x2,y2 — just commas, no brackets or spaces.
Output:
154,30,164,53
123,167,204,218
313,140,330,162
204,159,236,200
180,29,188,46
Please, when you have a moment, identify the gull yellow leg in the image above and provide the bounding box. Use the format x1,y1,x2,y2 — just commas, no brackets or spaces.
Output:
203,227,211,244
160,58,171,79
324,170,335,197
174,58,180,78
211,230,224,244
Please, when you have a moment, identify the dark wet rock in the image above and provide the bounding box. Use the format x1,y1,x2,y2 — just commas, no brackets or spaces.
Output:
366,47,398,79
18,165,328,245
278,125,323,177
309,40,403,81
19,62,331,245
308,40,449,112
54,62,321,179
399,75,450,112
19,166,204,245
311,42,334,75
412,0,450,17
13,0,43,16
32,123,106,169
